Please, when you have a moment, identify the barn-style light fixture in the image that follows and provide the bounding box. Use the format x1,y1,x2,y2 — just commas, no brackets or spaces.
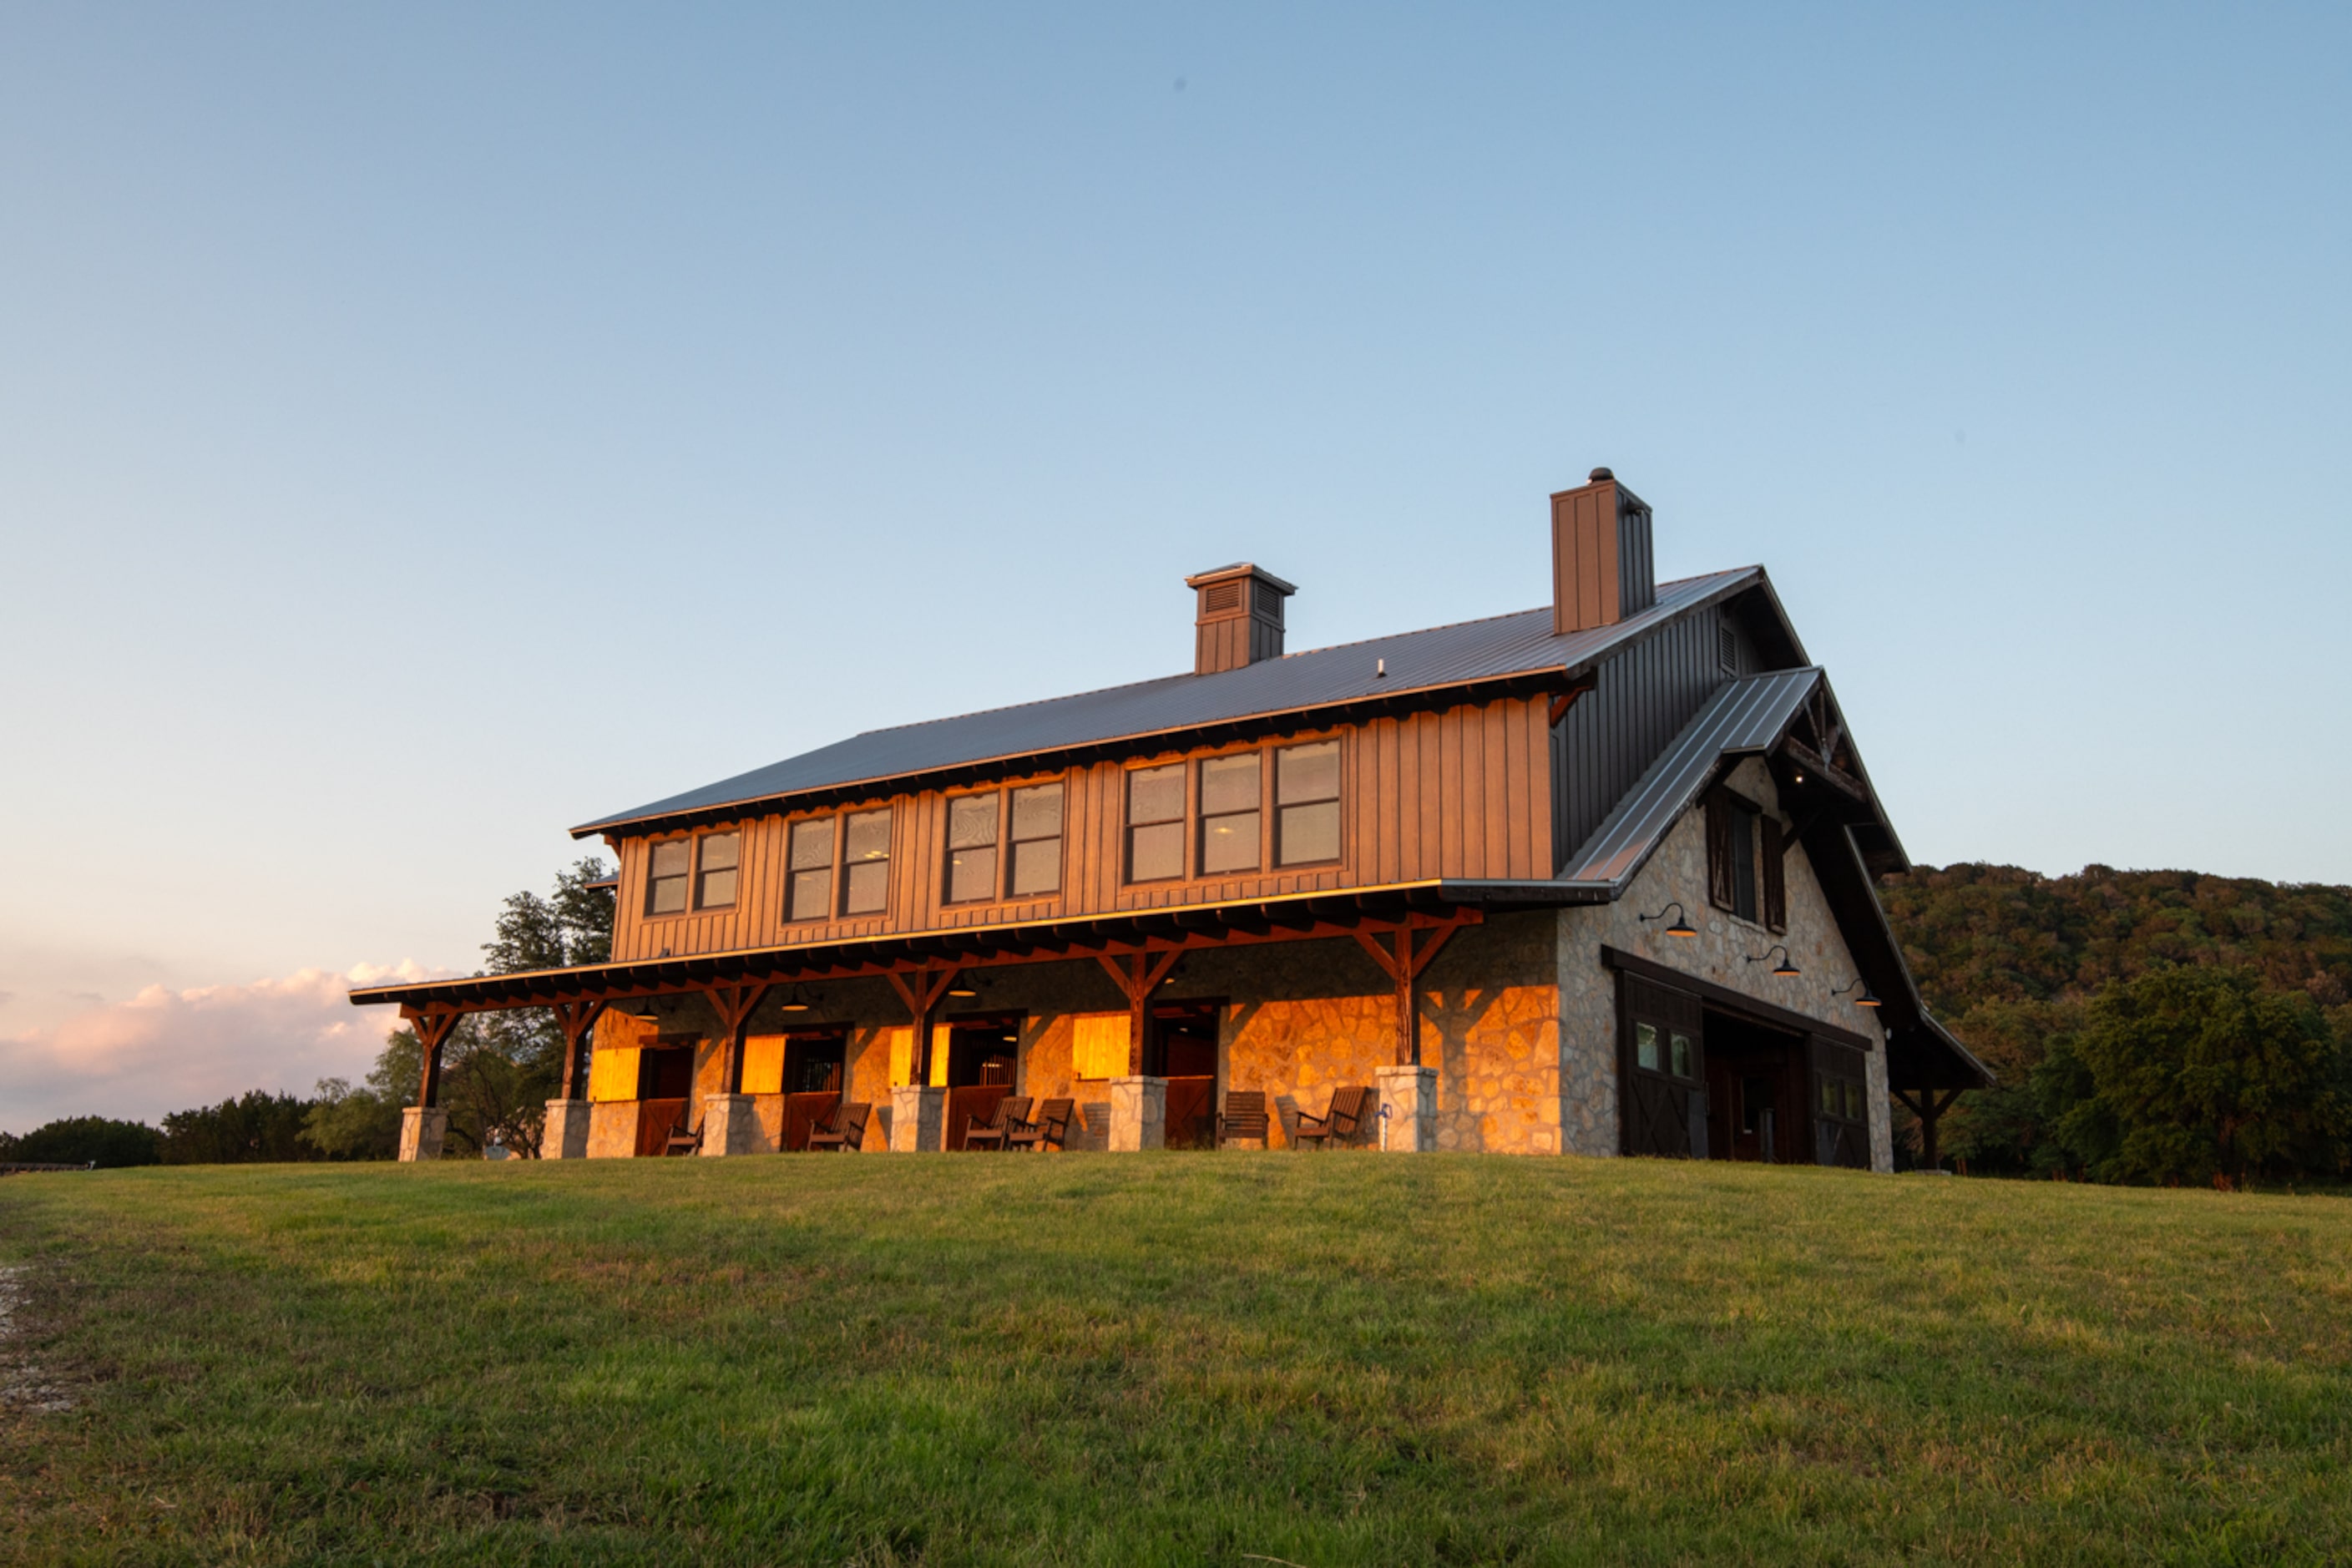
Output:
778,1001,810,1012
1638,901,1699,938
946,986,979,999
1746,944,1801,979
1833,977,1883,1008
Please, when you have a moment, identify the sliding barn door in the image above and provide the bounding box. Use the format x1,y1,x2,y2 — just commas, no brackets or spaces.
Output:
1618,974,1708,1158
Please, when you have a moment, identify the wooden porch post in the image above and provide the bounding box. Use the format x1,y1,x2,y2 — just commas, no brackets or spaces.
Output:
1893,1085,1965,1171
409,1007,464,1109
705,982,771,1095
885,964,964,1085
1353,918,1467,1068
552,999,607,1102
1096,949,1183,1076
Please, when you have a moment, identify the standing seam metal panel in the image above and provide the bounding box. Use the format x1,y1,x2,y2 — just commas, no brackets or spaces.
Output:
1550,612,1726,874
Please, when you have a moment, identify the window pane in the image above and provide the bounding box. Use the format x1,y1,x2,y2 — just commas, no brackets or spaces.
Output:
1201,810,1260,874
789,818,835,871
1129,820,1184,882
698,867,738,908
650,840,690,878
1636,1022,1660,1072
1128,764,1184,825
649,877,686,916
788,867,832,921
845,808,892,863
1010,782,1062,841
1009,837,1061,896
1821,1079,1839,1115
1276,800,1340,866
1199,754,1260,815
1844,1082,1863,1120
948,795,999,851
1276,741,1339,804
700,832,739,872
1731,805,1758,921
1671,1031,1693,1079
843,858,888,914
947,846,998,904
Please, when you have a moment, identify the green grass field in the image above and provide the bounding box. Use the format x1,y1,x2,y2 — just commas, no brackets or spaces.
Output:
2,1155,2346,1566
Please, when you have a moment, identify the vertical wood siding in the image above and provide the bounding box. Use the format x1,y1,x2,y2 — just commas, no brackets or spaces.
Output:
607,695,1555,961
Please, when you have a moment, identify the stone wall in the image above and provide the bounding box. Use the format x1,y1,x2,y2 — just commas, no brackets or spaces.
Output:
1555,755,1893,1166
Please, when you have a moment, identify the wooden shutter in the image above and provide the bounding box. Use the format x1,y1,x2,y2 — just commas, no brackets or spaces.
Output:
1761,815,1787,933
1705,791,1735,911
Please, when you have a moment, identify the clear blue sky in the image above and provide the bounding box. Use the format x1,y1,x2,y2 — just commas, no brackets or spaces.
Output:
2,5,2347,1111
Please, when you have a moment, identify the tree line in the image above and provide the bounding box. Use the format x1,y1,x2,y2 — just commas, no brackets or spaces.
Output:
0,860,615,1168
1879,862,2352,1186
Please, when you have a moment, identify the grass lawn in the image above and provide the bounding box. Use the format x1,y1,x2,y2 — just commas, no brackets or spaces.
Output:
2,1155,2347,1566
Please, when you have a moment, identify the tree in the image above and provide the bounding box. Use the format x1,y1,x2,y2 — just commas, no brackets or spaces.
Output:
159,1091,321,1164
2064,964,2349,1187
310,857,615,1160
7,1116,162,1167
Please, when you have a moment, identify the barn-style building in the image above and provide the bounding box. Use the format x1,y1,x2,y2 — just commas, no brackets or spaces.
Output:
353,470,1987,1166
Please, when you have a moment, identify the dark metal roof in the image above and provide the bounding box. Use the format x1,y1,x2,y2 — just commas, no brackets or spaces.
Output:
574,568,1760,837
1557,667,1823,890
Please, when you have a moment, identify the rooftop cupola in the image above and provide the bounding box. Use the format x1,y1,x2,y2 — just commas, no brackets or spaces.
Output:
1186,562,1296,675
1551,467,1656,634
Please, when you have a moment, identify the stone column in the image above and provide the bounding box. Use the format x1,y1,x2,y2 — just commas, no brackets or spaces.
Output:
699,1093,771,1156
1374,1065,1438,1152
890,1085,947,1151
540,1100,591,1161
397,1105,448,1162
1108,1075,1167,1151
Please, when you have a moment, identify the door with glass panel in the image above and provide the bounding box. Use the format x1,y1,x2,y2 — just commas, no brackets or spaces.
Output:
1617,975,1707,1157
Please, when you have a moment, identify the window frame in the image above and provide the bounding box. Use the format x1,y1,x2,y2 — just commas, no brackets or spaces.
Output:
784,814,838,924
1196,751,1264,877
1706,787,1783,929
1272,738,1343,869
644,836,693,918
693,829,741,912
839,807,894,917
1123,762,1189,884
943,790,1002,907
1005,780,1065,898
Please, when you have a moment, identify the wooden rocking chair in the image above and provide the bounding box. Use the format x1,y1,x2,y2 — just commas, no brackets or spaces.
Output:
1216,1090,1269,1147
1293,1085,1371,1150
962,1095,1031,1152
1004,1097,1074,1152
805,1102,870,1152
663,1116,705,1157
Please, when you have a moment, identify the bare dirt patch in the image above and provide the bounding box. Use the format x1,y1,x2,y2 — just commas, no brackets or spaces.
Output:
0,1265,73,1414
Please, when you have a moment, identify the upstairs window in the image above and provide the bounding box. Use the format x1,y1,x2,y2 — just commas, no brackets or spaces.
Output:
695,832,739,909
1707,789,1787,931
1274,741,1341,866
786,817,835,922
1126,764,1186,883
946,794,999,904
1008,782,1064,896
646,839,690,916
1198,753,1262,875
842,807,893,915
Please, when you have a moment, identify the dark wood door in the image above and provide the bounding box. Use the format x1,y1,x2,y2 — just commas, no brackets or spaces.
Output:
635,1098,686,1157
781,1091,841,1152
1619,975,1707,1157
1164,1078,1216,1149
1155,1000,1220,1150
1808,1036,1871,1168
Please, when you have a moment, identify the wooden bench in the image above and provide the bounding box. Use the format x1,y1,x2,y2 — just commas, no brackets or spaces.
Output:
805,1101,871,1152
961,1095,1032,1152
1005,1097,1074,1152
1216,1090,1269,1147
1294,1085,1371,1150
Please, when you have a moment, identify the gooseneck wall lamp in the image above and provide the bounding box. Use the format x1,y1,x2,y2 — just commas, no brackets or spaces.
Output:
1637,902,1699,938
1746,944,1802,979
1832,977,1883,1009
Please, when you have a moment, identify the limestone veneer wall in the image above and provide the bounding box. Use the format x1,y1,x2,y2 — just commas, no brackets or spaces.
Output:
1554,756,1894,1169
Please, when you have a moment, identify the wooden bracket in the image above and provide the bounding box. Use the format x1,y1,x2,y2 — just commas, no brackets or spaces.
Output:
402,1005,468,1110
1098,949,1185,1076
885,964,964,1086
1548,675,1597,727
703,980,771,1096
1353,912,1481,1065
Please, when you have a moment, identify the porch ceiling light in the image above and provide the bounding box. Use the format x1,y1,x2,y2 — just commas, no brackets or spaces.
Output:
947,986,979,998
1833,977,1882,1008
779,1002,810,1012
1638,901,1699,939
1746,944,1800,979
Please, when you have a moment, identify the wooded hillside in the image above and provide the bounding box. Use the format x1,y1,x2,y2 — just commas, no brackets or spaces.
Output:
1879,863,2352,1181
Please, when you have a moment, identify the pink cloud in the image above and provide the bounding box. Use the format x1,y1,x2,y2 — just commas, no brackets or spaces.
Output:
0,962,453,1131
